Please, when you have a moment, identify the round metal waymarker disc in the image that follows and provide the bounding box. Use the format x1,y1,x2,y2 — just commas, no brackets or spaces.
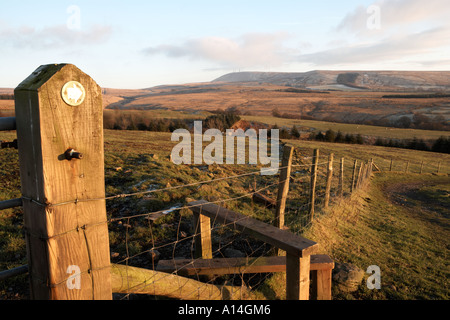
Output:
61,81,86,106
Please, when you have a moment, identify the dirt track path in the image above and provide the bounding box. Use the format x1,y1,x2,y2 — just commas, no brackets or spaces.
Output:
382,179,450,230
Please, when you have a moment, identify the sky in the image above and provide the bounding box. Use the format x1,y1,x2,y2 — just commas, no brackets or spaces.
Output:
1,0,449,89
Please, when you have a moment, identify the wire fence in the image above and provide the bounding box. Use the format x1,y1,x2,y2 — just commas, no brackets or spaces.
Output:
94,150,366,300
1,139,449,300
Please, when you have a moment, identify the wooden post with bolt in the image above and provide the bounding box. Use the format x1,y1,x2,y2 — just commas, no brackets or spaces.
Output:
14,64,112,300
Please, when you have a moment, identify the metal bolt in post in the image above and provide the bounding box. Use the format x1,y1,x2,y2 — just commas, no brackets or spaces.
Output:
64,148,83,160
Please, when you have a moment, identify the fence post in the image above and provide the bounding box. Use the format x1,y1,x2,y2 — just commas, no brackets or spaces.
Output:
351,160,358,193
338,157,344,197
370,158,373,176
193,212,213,259
275,145,294,230
437,161,441,174
390,159,393,172
366,161,371,181
356,162,363,189
14,64,112,300
286,254,311,300
420,161,424,174
324,153,334,209
405,161,410,173
309,149,319,222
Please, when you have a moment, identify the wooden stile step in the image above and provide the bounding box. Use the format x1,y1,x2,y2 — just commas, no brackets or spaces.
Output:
156,254,334,276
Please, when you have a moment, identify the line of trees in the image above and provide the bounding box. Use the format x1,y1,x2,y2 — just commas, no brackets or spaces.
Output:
104,111,190,132
103,110,241,133
375,136,450,154
310,129,450,154
309,129,364,145
0,94,14,100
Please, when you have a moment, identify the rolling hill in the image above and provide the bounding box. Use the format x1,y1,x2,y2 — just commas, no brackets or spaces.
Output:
213,70,450,92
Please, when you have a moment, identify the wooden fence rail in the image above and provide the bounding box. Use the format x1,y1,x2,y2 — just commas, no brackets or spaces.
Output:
0,117,16,131
0,198,23,210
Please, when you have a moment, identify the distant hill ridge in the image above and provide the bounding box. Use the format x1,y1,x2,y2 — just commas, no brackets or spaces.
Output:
213,70,450,91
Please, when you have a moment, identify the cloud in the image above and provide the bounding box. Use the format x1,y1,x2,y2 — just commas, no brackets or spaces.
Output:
143,32,297,69
297,26,450,67
337,0,450,36
303,0,450,69
0,23,113,50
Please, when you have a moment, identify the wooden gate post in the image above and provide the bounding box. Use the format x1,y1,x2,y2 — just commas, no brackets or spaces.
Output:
14,64,112,300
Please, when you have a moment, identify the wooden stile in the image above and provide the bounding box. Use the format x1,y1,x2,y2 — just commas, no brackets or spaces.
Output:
189,200,318,300
14,64,112,300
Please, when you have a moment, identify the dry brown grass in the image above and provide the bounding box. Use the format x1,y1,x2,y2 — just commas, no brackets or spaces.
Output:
99,83,450,128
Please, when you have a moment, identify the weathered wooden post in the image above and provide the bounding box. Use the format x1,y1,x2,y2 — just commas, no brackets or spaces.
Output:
338,157,344,197
193,211,213,260
437,161,441,174
420,161,424,174
14,64,112,300
351,159,358,193
308,149,319,222
286,254,311,300
324,153,334,209
275,145,294,230
390,158,393,172
405,161,410,173
356,162,363,189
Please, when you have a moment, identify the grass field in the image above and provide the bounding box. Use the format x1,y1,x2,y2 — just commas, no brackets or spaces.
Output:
0,128,449,300
303,173,449,299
